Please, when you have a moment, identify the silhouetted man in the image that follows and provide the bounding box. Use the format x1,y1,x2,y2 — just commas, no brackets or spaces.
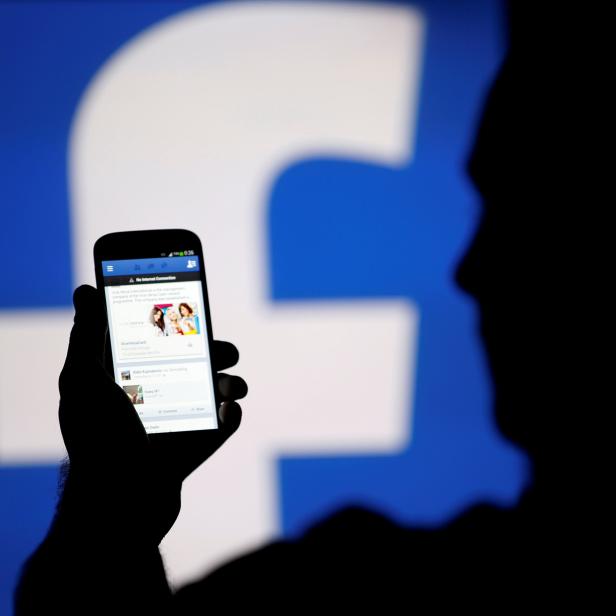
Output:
16,6,588,614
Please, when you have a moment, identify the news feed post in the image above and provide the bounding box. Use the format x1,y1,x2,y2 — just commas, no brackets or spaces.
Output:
103,256,217,433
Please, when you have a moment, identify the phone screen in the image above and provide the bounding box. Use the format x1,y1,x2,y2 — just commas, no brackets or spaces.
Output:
101,253,218,433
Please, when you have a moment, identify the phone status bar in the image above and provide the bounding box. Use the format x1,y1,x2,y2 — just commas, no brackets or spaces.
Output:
160,250,195,257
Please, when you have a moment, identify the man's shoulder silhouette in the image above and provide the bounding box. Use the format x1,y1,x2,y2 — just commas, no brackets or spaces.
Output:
173,497,541,611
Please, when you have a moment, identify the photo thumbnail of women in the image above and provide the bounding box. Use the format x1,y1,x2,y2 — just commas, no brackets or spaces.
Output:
149,302,200,337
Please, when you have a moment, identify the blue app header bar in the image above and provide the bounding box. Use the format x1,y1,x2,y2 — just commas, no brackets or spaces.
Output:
102,255,200,277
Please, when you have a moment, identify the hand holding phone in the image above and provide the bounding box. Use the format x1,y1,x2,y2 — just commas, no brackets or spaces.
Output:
59,284,245,543
15,277,246,616
56,230,247,543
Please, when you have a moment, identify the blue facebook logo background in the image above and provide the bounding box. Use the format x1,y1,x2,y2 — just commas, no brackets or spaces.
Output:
1,0,527,611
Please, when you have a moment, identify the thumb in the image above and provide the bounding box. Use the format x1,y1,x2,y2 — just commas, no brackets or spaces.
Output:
61,285,107,382
58,285,111,459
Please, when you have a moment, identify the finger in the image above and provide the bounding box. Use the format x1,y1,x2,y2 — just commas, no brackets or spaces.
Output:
66,285,107,364
212,340,239,371
59,285,110,403
217,374,248,401
218,400,242,434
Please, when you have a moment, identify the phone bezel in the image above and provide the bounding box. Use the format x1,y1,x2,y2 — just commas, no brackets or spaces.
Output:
93,228,221,446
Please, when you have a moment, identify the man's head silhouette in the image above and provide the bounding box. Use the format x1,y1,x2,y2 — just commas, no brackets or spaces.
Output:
457,44,554,471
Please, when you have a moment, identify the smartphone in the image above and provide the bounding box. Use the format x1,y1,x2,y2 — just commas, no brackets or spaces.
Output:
94,229,220,436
